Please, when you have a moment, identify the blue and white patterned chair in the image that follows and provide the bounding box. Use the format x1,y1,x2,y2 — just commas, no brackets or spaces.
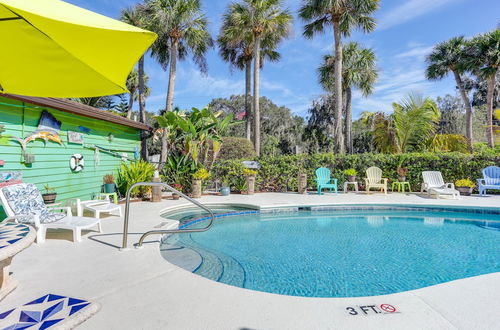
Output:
0,183,101,243
477,166,500,196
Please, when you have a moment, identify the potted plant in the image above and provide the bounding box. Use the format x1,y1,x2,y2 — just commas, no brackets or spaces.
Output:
343,168,357,182
192,168,209,198
42,184,57,204
171,183,183,200
103,174,116,193
243,168,257,195
397,167,408,182
455,179,475,196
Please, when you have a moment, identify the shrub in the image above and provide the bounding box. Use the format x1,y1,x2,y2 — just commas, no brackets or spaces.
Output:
117,160,155,198
192,168,209,180
455,179,475,188
212,151,499,193
343,168,357,176
218,137,256,160
103,174,115,184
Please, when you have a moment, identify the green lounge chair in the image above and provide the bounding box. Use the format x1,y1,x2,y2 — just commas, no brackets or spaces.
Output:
315,167,338,195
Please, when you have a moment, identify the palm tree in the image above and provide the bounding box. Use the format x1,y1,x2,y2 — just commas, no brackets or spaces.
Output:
146,0,213,165
217,4,281,141
319,42,378,153
300,0,379,154
392,92,440,153
426,36,474,151
227,0,292,156
125,69,151,119
467,29,500,148
121,5,150,159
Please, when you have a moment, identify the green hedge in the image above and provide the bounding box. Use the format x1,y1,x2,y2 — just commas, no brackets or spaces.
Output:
212,151,499,192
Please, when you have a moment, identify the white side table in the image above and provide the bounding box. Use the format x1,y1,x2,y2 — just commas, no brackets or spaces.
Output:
343,181,359,193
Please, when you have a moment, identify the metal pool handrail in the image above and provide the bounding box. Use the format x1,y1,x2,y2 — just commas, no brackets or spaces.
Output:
121,182,215,250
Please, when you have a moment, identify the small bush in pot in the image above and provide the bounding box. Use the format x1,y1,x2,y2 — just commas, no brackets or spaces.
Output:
455,179,475,196
192,168,209,198
243,169,258,195
103,174,116,193
396,167,408,182
343,168,357,182
171,183,183,200
41,184,57,204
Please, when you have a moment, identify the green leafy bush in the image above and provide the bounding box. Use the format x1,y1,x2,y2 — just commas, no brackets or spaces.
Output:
343,168,357,176
218,137,256,160
212,151,499,192
117,160,156,198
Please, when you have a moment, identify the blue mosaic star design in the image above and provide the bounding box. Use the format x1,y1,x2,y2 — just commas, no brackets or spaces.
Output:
0,294,92,330
0,223,30,250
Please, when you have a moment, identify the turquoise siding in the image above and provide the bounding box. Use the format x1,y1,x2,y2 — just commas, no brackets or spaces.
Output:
0,96,141,217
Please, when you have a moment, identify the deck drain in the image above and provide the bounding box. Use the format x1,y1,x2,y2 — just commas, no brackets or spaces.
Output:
154,221,169,228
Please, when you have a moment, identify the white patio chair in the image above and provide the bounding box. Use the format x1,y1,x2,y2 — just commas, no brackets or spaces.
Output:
75,197,122,219
365,167,388,194
421,171,460,199
0,183,101,243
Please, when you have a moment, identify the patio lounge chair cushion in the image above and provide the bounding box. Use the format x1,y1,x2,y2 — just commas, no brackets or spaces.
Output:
1,183,65,224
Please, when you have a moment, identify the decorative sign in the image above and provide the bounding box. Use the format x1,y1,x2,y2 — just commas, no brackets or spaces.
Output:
345,304,399,316
242,161,261,169
67,131,84,144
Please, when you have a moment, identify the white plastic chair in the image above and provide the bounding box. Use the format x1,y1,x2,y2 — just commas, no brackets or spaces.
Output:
0,183,101,243
365,167,388,194
421,171,459,199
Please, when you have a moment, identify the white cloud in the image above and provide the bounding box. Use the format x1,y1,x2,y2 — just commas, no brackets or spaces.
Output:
377,0,464,30
394,45,434,60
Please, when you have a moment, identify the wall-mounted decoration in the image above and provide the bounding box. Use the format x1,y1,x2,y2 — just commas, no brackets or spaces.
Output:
70,154,84,172
0,124,9,146
0,171,22,188
67,131,84,144
107,133,114,142
134,146,139,160
0,160,4,166
79,126,91,134
121,153,128,161
10,110,64,159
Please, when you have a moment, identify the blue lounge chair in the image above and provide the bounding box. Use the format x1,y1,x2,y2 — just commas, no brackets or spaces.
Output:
477,166,500,196
315,167,338,195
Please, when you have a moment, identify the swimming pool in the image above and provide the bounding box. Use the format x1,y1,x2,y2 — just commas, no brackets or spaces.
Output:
160,205,500,298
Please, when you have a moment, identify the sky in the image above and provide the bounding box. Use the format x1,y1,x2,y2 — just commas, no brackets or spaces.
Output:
66,0,500,119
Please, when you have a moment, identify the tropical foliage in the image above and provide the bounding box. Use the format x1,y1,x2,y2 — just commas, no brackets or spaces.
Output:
299,0,379,153
117,160,156,197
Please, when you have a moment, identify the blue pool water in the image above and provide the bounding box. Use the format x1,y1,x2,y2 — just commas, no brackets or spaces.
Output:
161,206,500,297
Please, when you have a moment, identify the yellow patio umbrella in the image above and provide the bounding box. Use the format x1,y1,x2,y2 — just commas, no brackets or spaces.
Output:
0,0,157,97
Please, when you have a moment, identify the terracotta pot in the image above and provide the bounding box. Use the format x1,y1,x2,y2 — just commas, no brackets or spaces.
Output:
246,176,255,195
298,173,308,194
172,193,180,200
457,187,472,196
42,193,57,204
348,175,356,182
192,179,202,198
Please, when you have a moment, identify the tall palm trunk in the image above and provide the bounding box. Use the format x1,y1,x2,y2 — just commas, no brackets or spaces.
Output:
160,39,179,169
452,70,473,151
245,58,252,141
138,55,148,160
126,90,135,119
486,73,496,148
333,20,344,154
344,87,353,154
253,36,261,156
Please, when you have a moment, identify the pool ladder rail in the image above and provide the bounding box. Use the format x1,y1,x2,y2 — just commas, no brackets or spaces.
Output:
121,182,215,251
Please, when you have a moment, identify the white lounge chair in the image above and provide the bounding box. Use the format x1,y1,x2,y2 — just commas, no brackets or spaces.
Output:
421,171,460,199
75,198,122,218
0,183,101,243
365,167,388,194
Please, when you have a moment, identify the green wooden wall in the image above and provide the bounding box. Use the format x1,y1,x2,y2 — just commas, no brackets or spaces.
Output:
0,96,141,218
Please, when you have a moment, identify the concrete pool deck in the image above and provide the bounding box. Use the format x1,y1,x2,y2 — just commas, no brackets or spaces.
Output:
2,192,500,329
